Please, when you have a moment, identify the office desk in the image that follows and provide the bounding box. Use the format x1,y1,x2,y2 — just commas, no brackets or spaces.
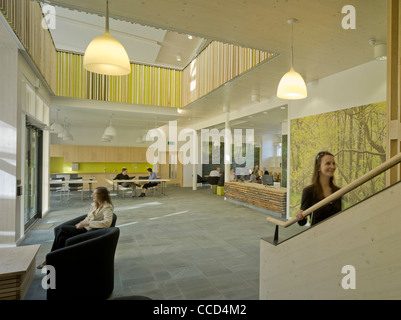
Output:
50,180,98,200
50,180,97,190
108,179,170,196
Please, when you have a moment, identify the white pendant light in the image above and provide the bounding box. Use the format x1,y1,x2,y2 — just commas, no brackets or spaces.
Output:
83,0,131,76
102,134,113,140
103,120,117,137
58,128,67,138
58,120,67,138
101,115,117,141
277,19,307,100
63,132,74,141
50,122,63,134
59,122,73,141
101,134,112,142
50,109,63,134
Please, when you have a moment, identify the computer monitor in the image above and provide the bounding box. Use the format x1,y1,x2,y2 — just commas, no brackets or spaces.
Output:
262,174,274,186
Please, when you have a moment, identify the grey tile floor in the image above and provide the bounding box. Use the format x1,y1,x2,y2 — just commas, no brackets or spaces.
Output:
23,186,302,300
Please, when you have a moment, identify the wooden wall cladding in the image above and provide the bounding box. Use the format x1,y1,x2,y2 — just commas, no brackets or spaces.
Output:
0,0,57,93
57,51,182,108
50,145,150,163
57,41,274,109
182,41,274,107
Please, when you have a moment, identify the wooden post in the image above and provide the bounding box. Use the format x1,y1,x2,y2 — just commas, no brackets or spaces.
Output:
387,0,401,185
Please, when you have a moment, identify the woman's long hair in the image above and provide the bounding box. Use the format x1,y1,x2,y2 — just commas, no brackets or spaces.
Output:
94,186,113,208
310,151,340,200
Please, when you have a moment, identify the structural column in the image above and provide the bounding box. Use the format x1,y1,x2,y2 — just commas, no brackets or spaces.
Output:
223,106,231,183
387,0,401,184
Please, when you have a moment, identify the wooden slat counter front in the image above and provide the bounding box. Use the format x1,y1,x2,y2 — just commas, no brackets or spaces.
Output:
224,182,287,217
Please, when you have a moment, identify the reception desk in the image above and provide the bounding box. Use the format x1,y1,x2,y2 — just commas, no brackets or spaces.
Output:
224,182,287,218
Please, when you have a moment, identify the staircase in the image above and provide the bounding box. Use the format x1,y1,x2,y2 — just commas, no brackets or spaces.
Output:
260,181,401,299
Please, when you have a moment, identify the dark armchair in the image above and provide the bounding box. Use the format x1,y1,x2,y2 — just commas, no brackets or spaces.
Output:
46,227,120,300
45,213,119,300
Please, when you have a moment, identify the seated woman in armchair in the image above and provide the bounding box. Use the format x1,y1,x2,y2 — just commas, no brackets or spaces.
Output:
37,186,114,269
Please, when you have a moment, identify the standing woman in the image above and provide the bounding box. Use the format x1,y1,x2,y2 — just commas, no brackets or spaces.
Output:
295,151,342,226
37,187,114,269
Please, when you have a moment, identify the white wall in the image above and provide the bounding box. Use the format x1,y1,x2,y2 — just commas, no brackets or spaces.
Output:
0,20,18,246
51,125,153,147
0,14,54,245
288,60,387,120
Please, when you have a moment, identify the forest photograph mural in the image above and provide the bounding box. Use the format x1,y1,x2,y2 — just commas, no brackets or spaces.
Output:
289,102,387,217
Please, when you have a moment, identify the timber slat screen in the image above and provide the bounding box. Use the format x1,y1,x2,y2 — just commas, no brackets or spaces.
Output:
224,182,286,217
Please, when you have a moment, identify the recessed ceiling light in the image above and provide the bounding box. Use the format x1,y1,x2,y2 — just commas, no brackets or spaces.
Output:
188,35,193,40
176,55,182,62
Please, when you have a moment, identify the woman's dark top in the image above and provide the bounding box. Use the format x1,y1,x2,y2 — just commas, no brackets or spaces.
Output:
298,185,342,226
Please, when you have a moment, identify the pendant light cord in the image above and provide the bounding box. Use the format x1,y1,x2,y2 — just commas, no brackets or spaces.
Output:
291,22,294,69
105,0,109,33
287,18,298,69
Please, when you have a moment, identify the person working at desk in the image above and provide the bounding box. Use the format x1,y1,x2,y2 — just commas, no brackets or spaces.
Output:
209,167,221,177
256,170,264,184
249,169,257,183
138,167,159,197
114,167,139,196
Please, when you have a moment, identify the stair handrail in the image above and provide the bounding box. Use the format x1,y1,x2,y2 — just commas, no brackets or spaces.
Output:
266,152,401,228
